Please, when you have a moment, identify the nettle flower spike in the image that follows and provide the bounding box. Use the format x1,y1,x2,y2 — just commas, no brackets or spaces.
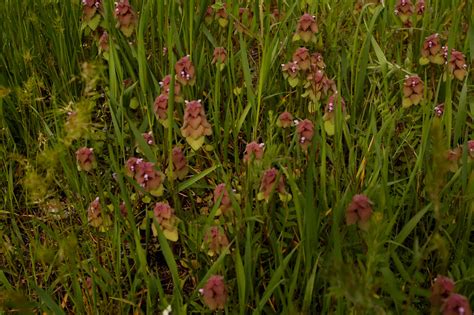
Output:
293,13,318,43
402,75,423,108
212,47,227,71
125,158,165,196
181,100,212,150
200,275,228,311
243,141,264,163
292,47,311,71
304,68,336,104
323,94,347,136
75,147,96,172
203,226,229,257
296,119,314,150
153,93,170,127
169,147,188,180
258,168,291,202
175,55,196,86
88,197,102,228
213,183,235,216
416,0,425,15
204,6,214,25
215,3,228,28
430,275,455,307
152,202,178,241
114,0,137,37
98,31,109,53
82,0,102,27
394,0,414,26
281,61,300,87
310,52,326,70
159,74,182,102
448,49,468,81
420,34,444,65
442,294,472,315
346,194,373,230
277,111,293,128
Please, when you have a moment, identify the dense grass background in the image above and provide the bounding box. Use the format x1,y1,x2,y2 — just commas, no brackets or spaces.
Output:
0,0,473,313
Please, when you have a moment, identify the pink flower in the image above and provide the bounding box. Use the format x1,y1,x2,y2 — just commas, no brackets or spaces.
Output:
200,275,227,310
114,0,137,37
441,294,472,315
125,158,165,196
213,183,232,215
181,100,212,150
159,75,182,102
258,168,287,202
430,275,455,307
153,94,169,121
169,147,188,180
448,49,468,81
281,61,300,78
402,75,423,108
420,33,444,65
294,13,318,42
203,226,229,256
212,47,227,65
296,119,314,150
243,141,264,163
153,202,178,241
99,31,109,52
142,131,154,145
88,197,102,227
292,47,311,71
175,55,196,86
324,94,346,118
76,147,96,172
277,111,293,128
415,0,425,15
346,194,373,229
395,0,415,26
82,0,101,21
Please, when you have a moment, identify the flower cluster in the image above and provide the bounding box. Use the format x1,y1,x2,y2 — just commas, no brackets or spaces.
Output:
293,13,318,43
175,55,196,86
394,0,425,26
203,226,229,256
243,141,264,164
82,0,102,22
181,100,212,150
430,275,471,315
296,119,314,151
76,147,96,172
169,147,188,180
159,74,182,102
114,0,137,37
152,202,178,241
212,47,227,70
258,168,291,202
88,197,102,228
213,183,233,216
277,111,293,128
346,194,373,230
125,158,165,196
200,275,227,310
153,94,169,127
402,75,424,108
419,34,468,81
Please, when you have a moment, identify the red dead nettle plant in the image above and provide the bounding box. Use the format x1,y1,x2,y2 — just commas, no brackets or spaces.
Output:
125,158,165,197
181,100,212,150
114,0,136,37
